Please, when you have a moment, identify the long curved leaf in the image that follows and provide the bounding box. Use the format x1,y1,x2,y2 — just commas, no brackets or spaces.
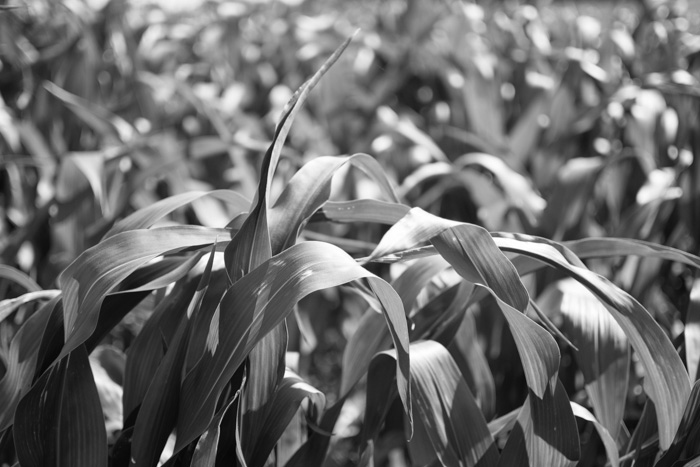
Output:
14,345,108,467
57,226,231,359
104,190,250,239
269,153,400,253
498,380,579,467
494,235,691,449
0,296,59,432
176,241,411,451
538,278,629,439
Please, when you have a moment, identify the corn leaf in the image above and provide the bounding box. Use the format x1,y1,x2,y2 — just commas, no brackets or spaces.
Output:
570,402,619,467
177,241,411,451
243,368,326,467
687,279,700,382
432,226,560,398
656,380,700,466
58,226,231,359
365,341,499,467
495,235,691,449
341,256,448,396
130,245,218,467
310,199,410,225
0,296,59,432
498,380,579,467
104,190,250,239
538,278,629,440
14,345,108,467
0,264,42,292
269,153,400,253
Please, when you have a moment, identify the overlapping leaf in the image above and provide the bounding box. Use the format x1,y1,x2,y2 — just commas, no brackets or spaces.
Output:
14,345,108,467
57,226,230,359
365,341,499,467
538,278,629,439
176,241,411,450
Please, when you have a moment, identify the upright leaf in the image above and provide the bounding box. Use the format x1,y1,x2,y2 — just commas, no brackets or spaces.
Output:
14,345,108,467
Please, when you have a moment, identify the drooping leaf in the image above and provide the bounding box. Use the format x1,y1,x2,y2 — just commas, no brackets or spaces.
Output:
538,278,629,439
494,235,691,449
498,380,580,467
269,153,400,253
570,402,619,467
0,264,42,292
341,256,448,396
58,226,231,359
687,279,700,382
243,368,326,467
0,296,59,432
0,290,61,324
310,199,410,225
104,190,250,239
656,379,700,467
177,241,411,451
564,237,700,270
432,225,560,398
14,345,108,467
365,341,499,467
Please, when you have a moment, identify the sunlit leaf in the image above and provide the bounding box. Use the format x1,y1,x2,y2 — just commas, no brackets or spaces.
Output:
570,402,619,467
538,278,629,439
498,380,579,467
58,226,231,359
177,241,411,451
104,190,250,239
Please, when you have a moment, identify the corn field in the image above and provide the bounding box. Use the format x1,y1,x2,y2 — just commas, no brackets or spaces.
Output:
2,0,700,466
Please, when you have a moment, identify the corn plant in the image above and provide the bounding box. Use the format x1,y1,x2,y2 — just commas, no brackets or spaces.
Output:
3,1,700,467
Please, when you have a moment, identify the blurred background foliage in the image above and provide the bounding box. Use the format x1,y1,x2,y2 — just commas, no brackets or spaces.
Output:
2,0,700,465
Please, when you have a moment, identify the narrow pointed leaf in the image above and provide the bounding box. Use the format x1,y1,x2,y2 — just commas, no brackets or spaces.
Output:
14,345,108,467
498,380,579,467
687,279,700,382
58,226,231,358
538,278,629,439
246,368,326,466
0,297,59,432
104,190,250,239
269,153,400,253
177,241,410,451
432,225,559,398
570,402,620,467
311,199,410,225
495,235,691,449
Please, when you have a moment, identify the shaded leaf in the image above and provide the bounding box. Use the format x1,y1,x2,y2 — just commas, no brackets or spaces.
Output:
14,345,107,467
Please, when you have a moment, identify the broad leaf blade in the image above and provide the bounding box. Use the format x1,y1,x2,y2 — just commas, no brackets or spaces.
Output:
498,380,579,467
58,226,230,358
14,345,108,467
538,278,629,439
177,241,410,451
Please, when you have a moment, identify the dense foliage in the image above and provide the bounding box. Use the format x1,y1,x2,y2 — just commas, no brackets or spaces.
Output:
2,0,700,466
